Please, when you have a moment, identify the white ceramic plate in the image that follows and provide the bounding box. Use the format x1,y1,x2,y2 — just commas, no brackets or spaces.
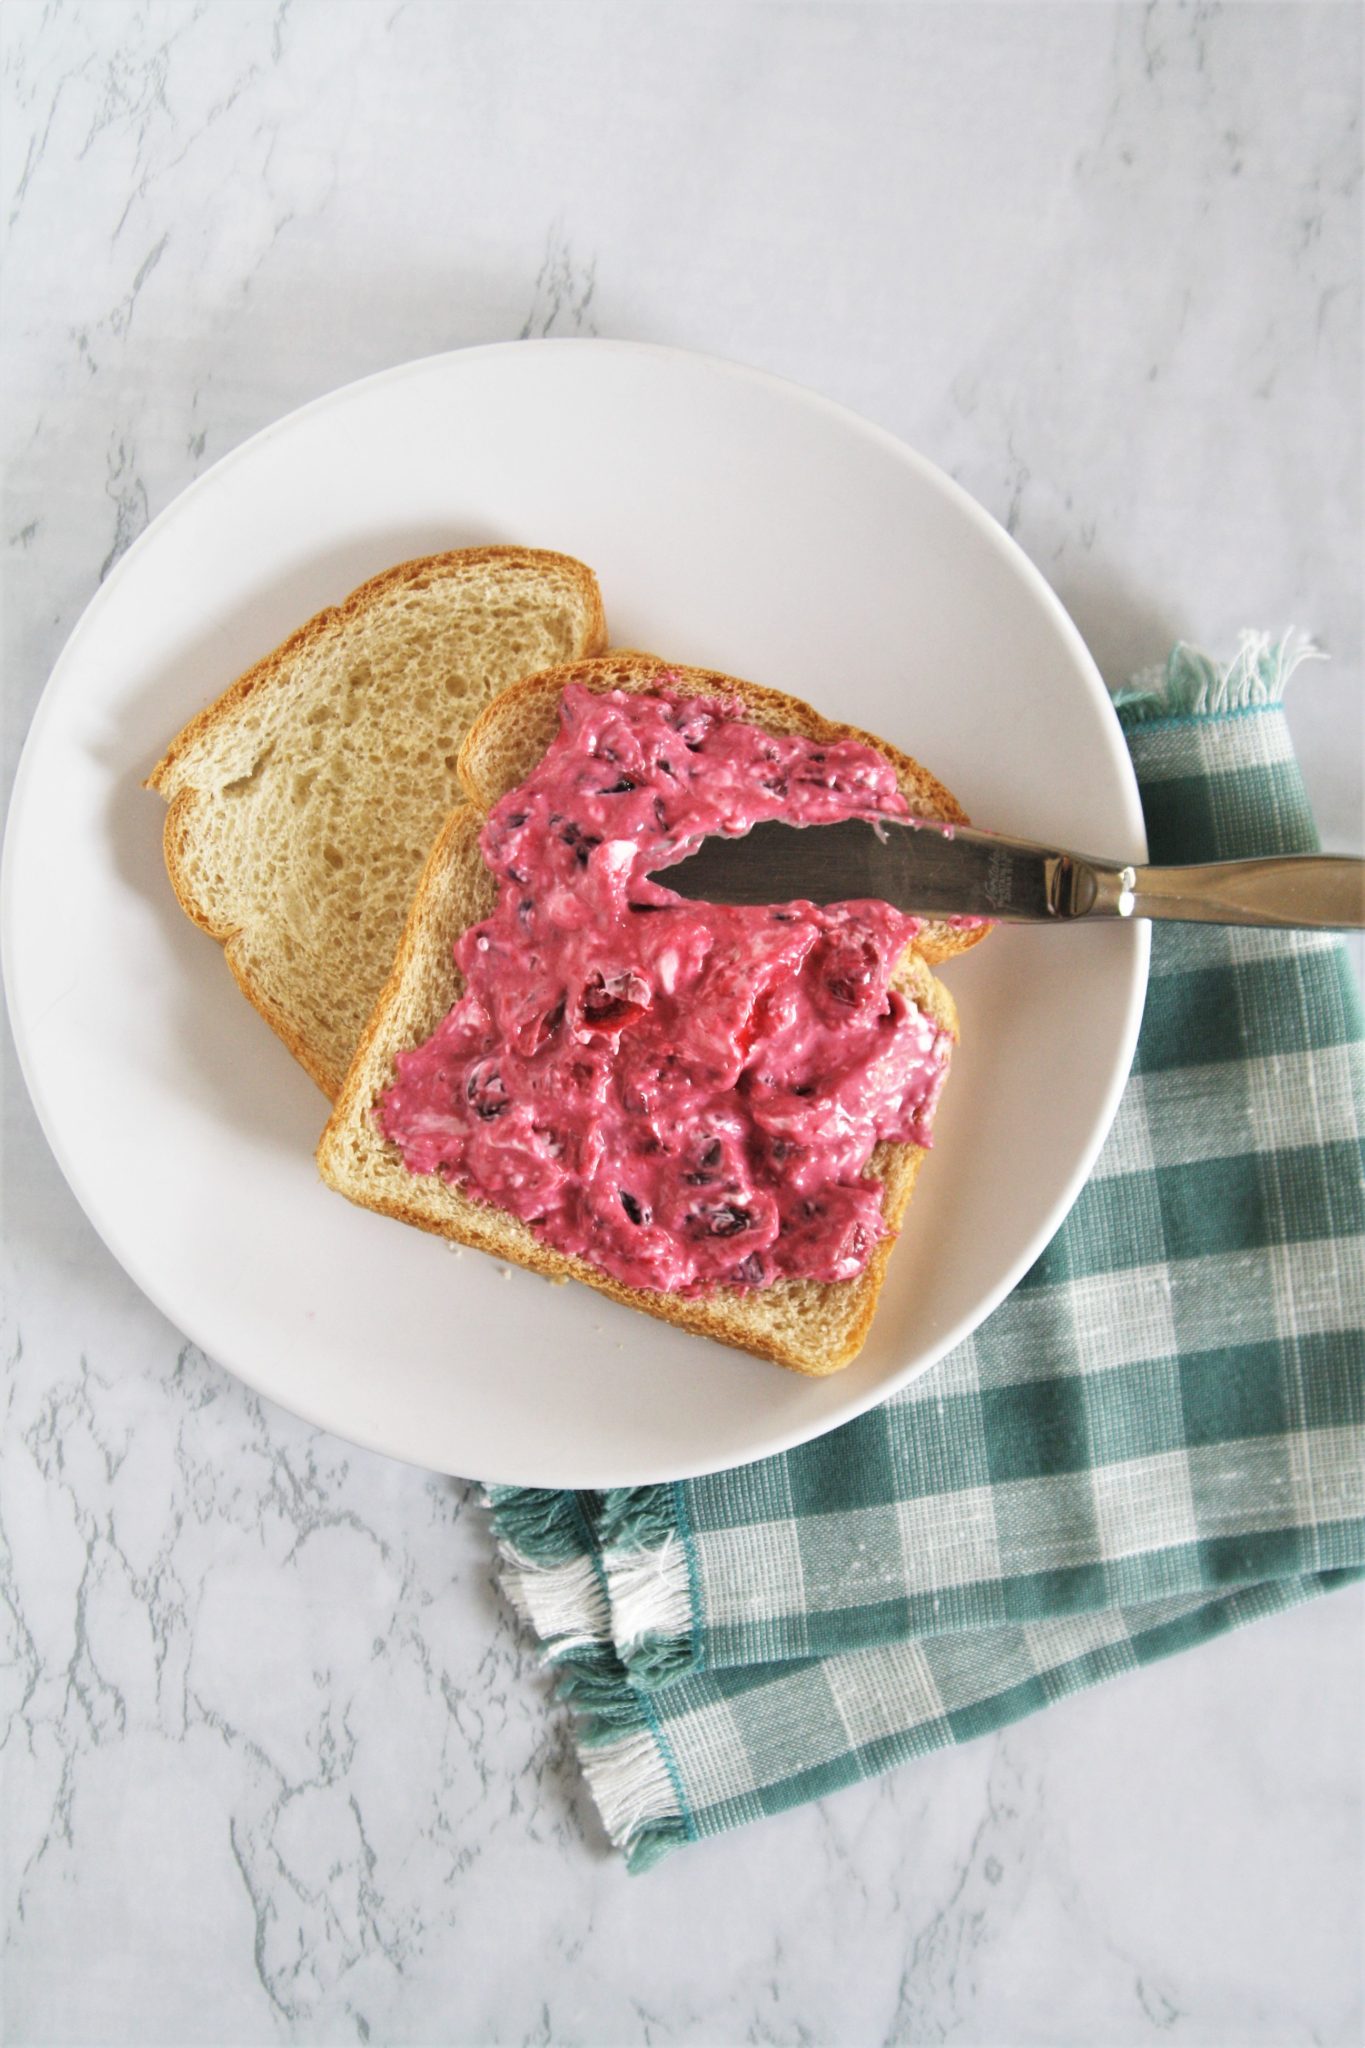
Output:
3,342,1148,1486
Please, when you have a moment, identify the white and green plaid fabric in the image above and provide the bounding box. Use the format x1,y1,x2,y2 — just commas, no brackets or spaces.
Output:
486,638,1365,1871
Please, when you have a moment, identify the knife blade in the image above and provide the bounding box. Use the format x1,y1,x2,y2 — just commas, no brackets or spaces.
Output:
650,818,1067,919
649,818,1365,929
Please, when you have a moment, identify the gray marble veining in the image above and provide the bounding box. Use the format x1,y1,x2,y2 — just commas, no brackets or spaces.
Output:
3,4,1361,2042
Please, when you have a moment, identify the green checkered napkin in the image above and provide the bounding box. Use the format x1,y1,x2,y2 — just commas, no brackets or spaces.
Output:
486,635,1365,1870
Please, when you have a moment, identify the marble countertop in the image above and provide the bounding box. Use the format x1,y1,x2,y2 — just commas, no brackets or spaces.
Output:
2,4,1361,2042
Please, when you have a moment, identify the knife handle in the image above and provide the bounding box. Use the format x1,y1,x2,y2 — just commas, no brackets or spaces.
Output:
1062,855,1365,929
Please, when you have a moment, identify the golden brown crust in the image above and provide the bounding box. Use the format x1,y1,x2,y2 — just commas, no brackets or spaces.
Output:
318,655,972,1376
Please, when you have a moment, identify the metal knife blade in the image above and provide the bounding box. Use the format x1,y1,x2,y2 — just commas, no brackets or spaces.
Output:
649,819,1365,930
650,817,1075,921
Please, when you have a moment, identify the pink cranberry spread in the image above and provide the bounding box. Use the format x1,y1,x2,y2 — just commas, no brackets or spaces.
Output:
378,683,953,1295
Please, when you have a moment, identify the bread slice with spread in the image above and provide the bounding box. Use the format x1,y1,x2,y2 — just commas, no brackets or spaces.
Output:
317,655,983,1376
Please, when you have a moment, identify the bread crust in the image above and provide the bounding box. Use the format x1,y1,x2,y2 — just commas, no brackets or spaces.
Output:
318,656,973,1375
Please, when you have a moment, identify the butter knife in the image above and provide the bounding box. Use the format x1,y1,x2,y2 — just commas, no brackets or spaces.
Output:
652,819,1365,929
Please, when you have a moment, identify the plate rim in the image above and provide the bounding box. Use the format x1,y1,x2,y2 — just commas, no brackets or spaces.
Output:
1,338,1150,1485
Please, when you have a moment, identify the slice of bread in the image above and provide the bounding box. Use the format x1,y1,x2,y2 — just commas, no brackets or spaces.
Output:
318,656,973,1376
148,548,606,1097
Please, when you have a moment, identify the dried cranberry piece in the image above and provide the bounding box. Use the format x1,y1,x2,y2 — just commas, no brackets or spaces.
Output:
683,1137,723,1186
535,996,566,1047
671,705,713,752
814,932,882,1013
465,1060,509,1120
581,981,621,1021
690,1202,750,1238
579,970,651,1031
